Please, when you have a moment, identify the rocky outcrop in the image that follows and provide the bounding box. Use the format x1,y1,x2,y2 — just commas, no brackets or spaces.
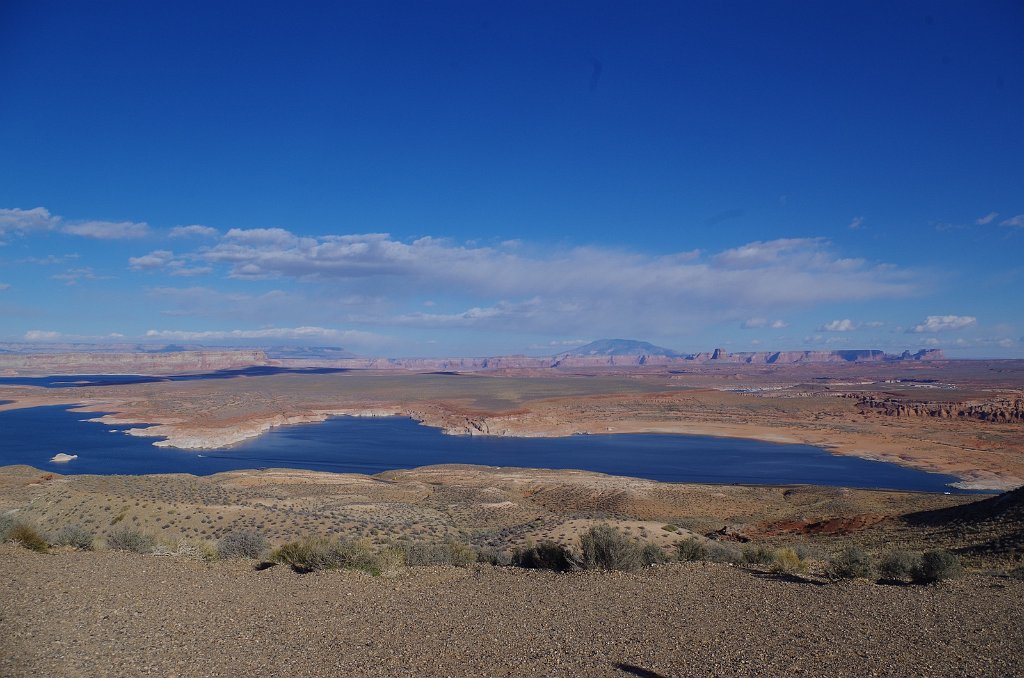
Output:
857,396,1024,423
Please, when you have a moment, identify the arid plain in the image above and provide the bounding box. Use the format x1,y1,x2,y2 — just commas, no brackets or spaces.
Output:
2,352,1023,676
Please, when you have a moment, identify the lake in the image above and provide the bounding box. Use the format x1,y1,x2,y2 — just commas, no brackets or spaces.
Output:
0,404,971,492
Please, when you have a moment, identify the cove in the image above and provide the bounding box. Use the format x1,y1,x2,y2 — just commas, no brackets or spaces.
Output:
0,405,972,492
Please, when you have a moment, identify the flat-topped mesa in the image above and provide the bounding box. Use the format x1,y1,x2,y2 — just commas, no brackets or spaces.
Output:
0,350,270,376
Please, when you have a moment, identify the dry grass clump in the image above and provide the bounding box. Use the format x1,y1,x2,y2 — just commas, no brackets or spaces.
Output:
272,536,392,575
913,550,963,584
827,545,874,580
4,521,49,552
877,550,918,582
770,547,809,575
401,538,477,567
217,529,269,560
53,525,95,551
106,527,156,553
512,541,577,572
675,537,707,562
580,524,642,571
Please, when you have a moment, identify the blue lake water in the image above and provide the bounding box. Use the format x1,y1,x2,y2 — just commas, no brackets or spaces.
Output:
0,404,972,492
0,366,348,389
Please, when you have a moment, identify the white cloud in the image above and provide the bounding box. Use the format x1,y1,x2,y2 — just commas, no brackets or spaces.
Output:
819,319,857,332
0,207,58,238
169,224,218,238
18,253,79,265
129,250,176,270
741,318,787,329
143,326,382,344
976,212,999,225
23,330,62,341
0,283,9,291
1000,214,1024,228
64,220,149,239
909,315,977,333
847,216,865,230
51,267,107,286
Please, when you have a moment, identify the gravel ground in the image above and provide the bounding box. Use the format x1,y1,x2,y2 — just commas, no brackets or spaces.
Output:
1,544,1022,677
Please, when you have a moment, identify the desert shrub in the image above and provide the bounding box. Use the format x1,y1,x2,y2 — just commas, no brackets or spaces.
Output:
793,543,824,562
272,537,385,574
403,539,478,567
53,525,95,550
5,522,49,552
877,550,919,582
217,529,268,560
511,541,577,572
106,527,155,553
154,538,217,561
742,543,776,566
676,537,708,562
827,545,874,580
661,524,678,533
705,541,744,564
0,513,15,541
580,524,642,571
476,546,512,567
770,547,808,575
641,543,668,566
1007,564,1024,580
912,550,963,584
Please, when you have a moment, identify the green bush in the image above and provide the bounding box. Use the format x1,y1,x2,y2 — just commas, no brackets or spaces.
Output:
641,543,668,566
580,524,642,571
402,539,478,567
827,545,874,580
705,541,744,564
216,529,268,560
106,527,156,553
676,537,708,562
272,536,386,574
476,546,512,567
5,522,49,552
741,543,776,566
770,547,808,575
912,550,963,584
53,525,95,550
877,550,919,582
511,541,577,572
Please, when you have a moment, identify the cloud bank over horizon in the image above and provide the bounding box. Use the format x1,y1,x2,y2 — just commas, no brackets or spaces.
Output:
1,204,1018,357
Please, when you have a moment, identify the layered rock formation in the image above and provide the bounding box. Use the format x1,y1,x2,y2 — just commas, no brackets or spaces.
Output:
857,396,1024,423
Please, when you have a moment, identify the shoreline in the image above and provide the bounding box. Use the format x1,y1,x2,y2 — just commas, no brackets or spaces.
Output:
0,392,1018,491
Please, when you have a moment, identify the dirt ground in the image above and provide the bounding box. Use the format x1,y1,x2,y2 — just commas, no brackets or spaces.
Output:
2,544,1022,678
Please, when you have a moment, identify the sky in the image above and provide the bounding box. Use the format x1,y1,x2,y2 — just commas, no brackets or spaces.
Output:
1,1,1022,357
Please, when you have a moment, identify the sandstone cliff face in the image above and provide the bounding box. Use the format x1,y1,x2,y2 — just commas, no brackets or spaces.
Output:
857,396,1024,423
0,350,269,376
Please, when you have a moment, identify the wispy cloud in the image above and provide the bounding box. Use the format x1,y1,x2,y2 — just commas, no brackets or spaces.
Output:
847,216,865,230
63,220,150,239
0,283,10,291
741,318,787,329
169,224,219,238
976,211,999,225
909,315,977,333
1000,214,1024,228
51,267,108,286
818,319,858,332
144,326,384,344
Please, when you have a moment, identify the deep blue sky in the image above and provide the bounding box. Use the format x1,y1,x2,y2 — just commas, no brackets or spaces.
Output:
1,1,1021,356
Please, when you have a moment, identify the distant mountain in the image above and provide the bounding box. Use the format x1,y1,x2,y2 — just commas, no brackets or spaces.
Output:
559,339,680,357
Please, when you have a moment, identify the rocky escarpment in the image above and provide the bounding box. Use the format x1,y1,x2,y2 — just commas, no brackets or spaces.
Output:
0,350,270,376
857,396,1024,423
